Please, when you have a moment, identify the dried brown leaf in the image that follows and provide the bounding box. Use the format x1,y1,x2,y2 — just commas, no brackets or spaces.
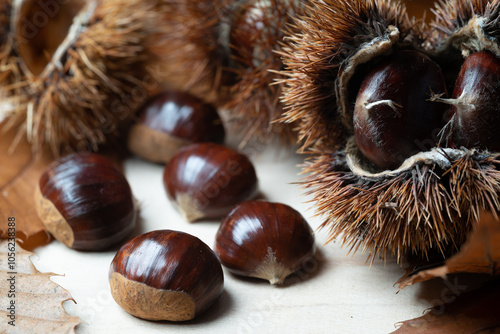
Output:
397,210,500,289
392,279,500,333
0,239,80,333
0,129,53,250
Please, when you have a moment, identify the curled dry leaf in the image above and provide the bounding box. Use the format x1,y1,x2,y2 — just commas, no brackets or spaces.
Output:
0,239,81,333
392,279,500,334
0,129,53,250
397,210,500,289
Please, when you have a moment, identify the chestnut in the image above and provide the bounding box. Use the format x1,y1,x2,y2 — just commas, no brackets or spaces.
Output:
127,91,225,163
230,2,265,64
163,143,258,222
353,50,448,170
35,153,136,251
447,51,500,151
109,230,224,321
214,201,315,285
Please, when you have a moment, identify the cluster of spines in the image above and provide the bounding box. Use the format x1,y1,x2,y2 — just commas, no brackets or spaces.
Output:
280,0,419,156
303,149,500,262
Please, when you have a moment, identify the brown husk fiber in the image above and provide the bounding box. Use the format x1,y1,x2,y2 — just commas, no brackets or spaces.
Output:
0,0,169,154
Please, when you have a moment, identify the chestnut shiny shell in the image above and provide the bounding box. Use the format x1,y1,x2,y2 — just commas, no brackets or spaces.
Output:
127,91,225,163
36,153,136,251
214,201,315,285
449,51,500,151
109,230,224,321
353,50,447,170
163,143,258,222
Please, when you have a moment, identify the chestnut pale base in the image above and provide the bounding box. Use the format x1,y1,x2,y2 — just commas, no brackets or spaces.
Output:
34,185,75,248
109,272,195,321
127,124,191,163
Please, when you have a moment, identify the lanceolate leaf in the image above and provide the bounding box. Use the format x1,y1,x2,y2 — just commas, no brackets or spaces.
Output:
397,211,500,289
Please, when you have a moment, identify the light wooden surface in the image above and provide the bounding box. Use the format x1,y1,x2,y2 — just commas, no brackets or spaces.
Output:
31,144,453,334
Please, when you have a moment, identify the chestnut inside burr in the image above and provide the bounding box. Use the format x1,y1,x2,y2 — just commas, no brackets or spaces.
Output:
353,50,448,170
446,51,500,151
230,2,266,66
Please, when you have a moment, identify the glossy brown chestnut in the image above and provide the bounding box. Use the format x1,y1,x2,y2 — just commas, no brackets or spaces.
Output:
214,201,315,285
35,153,136,251
447,51,500,151
109,230,224,321
353,50,448,170
163,143,258,222
127,91,225,163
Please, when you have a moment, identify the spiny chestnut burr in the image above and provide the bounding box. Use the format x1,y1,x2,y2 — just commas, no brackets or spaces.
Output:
163,143,258,222
127,91,225,163
35,153,136,251
353,50,448,170
446,51,500,152
0,0,169,154
214,201,315,285
109,230,224,321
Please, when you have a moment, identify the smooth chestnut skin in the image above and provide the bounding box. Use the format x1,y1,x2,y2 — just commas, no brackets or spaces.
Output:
449,51,500,151
163,143,259,222
354,50,448,170
109,230,224,321
36,153,136,251
215,201,315,285
127,91,225,163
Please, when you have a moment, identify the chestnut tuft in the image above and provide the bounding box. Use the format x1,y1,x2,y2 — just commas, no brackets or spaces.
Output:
214,201,315,285
446,51,500,151
109,230,224,321
163,143,258,222
127,91,225,163
353,50,448,170
35,153,136,251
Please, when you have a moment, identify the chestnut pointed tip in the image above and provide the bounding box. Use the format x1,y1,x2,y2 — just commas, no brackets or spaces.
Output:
254,248,293,285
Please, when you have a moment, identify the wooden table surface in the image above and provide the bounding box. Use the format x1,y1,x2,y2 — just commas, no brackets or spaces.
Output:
32,144,454,334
